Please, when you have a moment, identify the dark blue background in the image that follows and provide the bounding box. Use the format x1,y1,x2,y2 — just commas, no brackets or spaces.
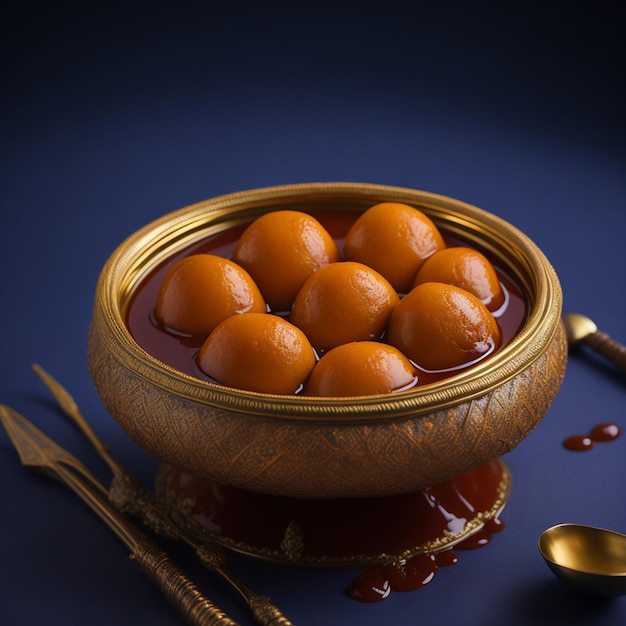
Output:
1,2,625,624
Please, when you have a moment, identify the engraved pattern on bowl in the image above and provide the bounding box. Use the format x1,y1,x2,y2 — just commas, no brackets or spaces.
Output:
87,183,567,499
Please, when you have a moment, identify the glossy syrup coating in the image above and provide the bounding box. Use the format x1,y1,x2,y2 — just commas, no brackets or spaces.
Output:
152,207,512,396
290,261,399,353
197,313,317,395
387,282,502,372
343,202,446,293
232,210,339,312
305,341,418,397
155,254,266,336
413,247,505,312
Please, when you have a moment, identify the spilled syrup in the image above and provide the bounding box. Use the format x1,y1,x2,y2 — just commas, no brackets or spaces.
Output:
590,423,621,442
348,554,438,602
454,530,492,551
347,515,504,602
563,422,621,451
562,435,595,451
433,549,459,567
484,516,505,533
164,460,508,562
160,460,510,604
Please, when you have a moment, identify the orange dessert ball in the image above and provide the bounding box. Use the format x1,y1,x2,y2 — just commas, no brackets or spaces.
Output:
387,282,501,371
197,313,316,394
343,202,446,293
306,341,417,397
290,261,399,353
232,210,339,312
413,247,505,312
155,254,266,336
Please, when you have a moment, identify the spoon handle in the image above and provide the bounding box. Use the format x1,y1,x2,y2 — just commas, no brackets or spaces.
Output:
582,330,626,374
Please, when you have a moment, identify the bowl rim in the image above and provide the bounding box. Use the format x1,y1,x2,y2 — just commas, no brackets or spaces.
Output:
91,182,562,424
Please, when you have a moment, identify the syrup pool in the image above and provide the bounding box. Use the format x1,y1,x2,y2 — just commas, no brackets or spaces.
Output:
156,459,511,602
126,210,527,388
347,518,504,603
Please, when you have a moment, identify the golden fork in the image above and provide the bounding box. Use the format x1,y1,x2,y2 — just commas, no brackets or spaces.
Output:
32,364,293,626
0,403,239,626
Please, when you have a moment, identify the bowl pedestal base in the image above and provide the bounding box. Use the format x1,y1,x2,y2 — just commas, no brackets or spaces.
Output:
155,458,511,570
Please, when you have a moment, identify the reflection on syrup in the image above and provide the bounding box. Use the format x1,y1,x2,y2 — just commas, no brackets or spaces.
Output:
347,517,504,603
563,422,621,451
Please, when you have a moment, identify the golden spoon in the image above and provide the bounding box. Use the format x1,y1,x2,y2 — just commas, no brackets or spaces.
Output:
563,313,626,373
538,523,626,598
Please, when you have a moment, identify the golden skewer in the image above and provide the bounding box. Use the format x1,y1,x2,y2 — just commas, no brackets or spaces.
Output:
32,364,293,626
0,404,239,626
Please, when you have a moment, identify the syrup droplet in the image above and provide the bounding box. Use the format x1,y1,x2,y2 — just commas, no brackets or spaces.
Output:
347,554,439,601
389,555,437,592
563,422,622,451
589,422,621,442
485,517,505,533
347,518,503,602
435,550,459,567
455,530,492,551
347,568,391,603
563,435,595,451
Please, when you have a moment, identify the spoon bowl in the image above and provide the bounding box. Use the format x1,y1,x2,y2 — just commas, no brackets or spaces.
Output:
538,523,626,598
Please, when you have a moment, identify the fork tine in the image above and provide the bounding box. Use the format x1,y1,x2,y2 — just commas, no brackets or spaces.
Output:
32,363,118,474
32,364,81,420
0,406,241,625
0,404,107,494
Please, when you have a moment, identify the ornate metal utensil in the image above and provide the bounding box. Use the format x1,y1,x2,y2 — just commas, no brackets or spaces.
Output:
0,404,239,626
32,364,293,626
539,523,626,597
563,313,626,373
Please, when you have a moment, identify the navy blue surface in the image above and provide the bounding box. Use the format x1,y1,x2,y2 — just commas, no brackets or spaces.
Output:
1,2,625,624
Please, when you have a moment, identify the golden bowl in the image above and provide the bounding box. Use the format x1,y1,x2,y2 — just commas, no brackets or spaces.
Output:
87,182,567,500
